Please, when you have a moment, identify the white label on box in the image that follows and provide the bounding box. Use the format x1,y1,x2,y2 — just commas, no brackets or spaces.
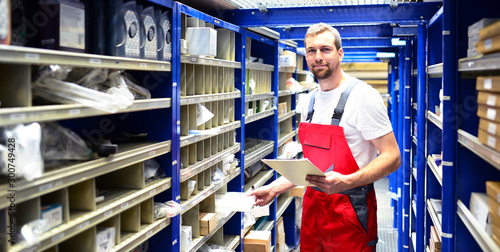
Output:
489,123,498,134
487,108,497,120
488,95,498,106
42,205,63,229
60,4,85,49
484,78,493,90
497,193,500,203
485,39,493,50
488,135,496,147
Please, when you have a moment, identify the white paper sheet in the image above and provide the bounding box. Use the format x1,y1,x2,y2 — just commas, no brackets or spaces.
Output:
261,158,325,186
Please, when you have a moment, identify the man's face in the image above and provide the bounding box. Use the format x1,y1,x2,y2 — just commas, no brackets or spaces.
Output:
305,31,343,80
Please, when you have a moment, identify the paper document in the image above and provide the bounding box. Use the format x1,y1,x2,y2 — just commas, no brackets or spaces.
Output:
261,158,325,186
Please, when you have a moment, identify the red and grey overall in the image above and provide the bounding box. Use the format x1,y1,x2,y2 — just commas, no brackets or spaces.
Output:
298,80,378,251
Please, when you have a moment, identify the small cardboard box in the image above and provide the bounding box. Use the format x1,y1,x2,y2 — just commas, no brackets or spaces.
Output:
430,226,441,249
479,20,500,40
487,181,500,203
477,76,500,92
479,119,500,137
493,223,500,240
244,230,271,252
279,55,296,68
290,186,305,197
477,105,500,123
278,102,287,116
470,193,491,234
41,204,63,230
276,217,284,237
478,129,500,152
478,91,500,107
489,196,500,226
199,212,217,235
494,234,500,247
469,18,500,37
180,225,192,252
477,34,500,55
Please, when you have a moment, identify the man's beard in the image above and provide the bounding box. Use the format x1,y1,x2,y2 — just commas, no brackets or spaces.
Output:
312,63,336,80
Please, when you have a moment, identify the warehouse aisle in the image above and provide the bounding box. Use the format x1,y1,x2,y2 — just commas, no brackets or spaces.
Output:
375,178,398,252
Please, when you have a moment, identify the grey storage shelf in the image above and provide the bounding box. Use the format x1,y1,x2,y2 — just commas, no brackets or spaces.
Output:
0,99,172,127
459,52,500,72
180,144,240,182
278,90,295,97
111,218,172,252
180,92,240,105
0,45,171,71
244,169,275,193
457,200,500,252
223,235,241,251
278,110,295,123
0,141,172,209
244,140,275,169
181,55,241,69
427,199,442,238
245,92,274,102
458,129,500,171
189,212,237,252
427,110,443,129
278,129,298,147
278,67,296,73
9,178,172,252
180,121,241,148
427,155,443,186
428,63,443,78
246,62,275,71
245,110,275,124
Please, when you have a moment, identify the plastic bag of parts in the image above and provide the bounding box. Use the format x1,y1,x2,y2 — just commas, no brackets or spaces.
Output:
198,243,234,252
286,77,303,92
188,180,197,196
248,78,256,95
122,72,152,99
222,154,238,175
66,68,109,90
32,65,134,113
244,161,266,183
243,211,256,229
154,201,183,220
21,219,50,246
212,168,225,184
196,103,214,126
0,123,43,181
277,141,302,159
215,192,255,213
40,122,93,169
144,158,165,182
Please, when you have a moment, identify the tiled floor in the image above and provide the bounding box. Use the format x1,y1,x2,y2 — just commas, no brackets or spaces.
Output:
375,178,398,252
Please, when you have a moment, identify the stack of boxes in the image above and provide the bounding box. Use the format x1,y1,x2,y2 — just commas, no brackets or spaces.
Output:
469,192,491,235
429,226,441,252
276,217,286,252
476,76,500,151
468,18,499,57
477,20,500,56
487,181,500,246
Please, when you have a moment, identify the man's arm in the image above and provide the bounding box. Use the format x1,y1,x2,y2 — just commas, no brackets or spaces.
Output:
306,131,401,194
247,176,296,206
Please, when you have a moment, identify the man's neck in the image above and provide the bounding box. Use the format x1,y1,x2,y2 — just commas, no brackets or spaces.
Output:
318,70,347,91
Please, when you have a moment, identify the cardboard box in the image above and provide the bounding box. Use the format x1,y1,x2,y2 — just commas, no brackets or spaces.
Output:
41,204,63,230
479,119,500,137
96,227,116,252
493,234,500,247
469,18,500,37
180,225,192,252
244,230,271,252
493,223,500,240
487,181,500,203
186,27,217,56
478,129,500,151
279,55,296,68
479,20,500,40
477,34,500,55
199,212,217,235
276,217,284,237
477,76,500,92
430,226,441,249
489,196,500,226
470,193,491,234
478,91,500,107
278,102,288,116
290,186,306,197
477,105,500,123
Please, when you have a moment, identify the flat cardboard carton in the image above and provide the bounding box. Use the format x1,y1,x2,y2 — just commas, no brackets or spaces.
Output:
199,212,217,235
477,105,500,123
244,230,271,252
477,76,500,92
487,181,500,203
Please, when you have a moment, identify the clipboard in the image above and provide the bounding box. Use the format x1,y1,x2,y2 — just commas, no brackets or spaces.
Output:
261,158,325,186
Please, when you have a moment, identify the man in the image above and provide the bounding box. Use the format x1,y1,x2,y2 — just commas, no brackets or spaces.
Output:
248,23,401,251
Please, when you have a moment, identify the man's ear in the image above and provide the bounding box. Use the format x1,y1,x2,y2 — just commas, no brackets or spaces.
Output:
338,47,344,63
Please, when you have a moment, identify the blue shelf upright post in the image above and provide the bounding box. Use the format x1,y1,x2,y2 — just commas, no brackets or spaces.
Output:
397,46,405,252
403,39,412,252
416,21,427,252
442,0,457,251
390,58,399,229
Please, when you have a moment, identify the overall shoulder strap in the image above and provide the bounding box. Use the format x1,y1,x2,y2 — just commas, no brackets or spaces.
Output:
330,78,361,125
306,88,318,122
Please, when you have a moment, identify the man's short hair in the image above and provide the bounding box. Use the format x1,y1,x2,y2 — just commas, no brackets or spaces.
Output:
305,23,342,50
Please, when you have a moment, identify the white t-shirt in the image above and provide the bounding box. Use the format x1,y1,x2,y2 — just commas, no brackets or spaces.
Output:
300,76,393,169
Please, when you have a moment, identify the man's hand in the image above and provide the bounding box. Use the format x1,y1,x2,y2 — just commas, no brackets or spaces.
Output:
247,184,278,207
306,171,352,195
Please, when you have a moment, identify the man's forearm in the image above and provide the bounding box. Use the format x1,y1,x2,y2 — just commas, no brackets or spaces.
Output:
346,151,401,189
270,176,296,195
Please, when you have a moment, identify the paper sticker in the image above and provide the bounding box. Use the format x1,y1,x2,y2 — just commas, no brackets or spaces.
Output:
485,39,492,50
488,135,496,147
487,108,497,120
489,123,498,135
484,78,493,90
487,95,497,106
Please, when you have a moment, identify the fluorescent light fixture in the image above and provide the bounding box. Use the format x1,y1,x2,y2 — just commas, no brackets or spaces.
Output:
391,38,406,46
376,52,396,58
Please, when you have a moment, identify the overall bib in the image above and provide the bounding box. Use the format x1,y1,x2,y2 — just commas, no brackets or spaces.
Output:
298,80,378,251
